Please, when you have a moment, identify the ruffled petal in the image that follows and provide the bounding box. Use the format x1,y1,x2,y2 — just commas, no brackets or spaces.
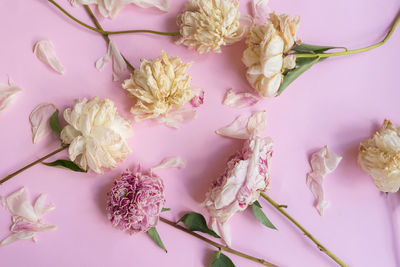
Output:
29,103,57,144
33,40,65,74
222,89,260,108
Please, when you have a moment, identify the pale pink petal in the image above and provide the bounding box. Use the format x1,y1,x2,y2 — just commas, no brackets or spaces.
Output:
222,89,260,108
33,40,65,74
96,41,127,81
251,0,269,25
216,115,250,139
29,103,57,144
131,0,170,11
4,188,37,221
247,110,266,136
151,157,187,171
157,109,197,128
306,146,342,216
0,78,22,115
95,47,111,71
190,88,204,108
34,194,56,218
209,218,231,246
0,231,35,246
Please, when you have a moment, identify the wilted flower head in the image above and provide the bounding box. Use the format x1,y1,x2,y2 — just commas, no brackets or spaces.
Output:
242,13,300,97
358,119,400,193
176,0,247,54
60,97,133,174
122,51,199,124
107,167,165,234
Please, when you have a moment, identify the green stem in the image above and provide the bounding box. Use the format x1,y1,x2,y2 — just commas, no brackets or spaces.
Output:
260,193,348,267
159,217,278,267
0,146,68,185
296,13,400,59
48,0,179,37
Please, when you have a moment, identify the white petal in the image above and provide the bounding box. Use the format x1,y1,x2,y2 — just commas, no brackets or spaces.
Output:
0,78,22,114
130,0,170,11
33,40,65,74
247,110,266,136
157,109,197,128
223,89,260,109
4,187,37,221
0,231,35,246
110,41,127,81
210,218,232,247
151,157,186,172
216,115,250,139
34,194,56,218
29,103,57,144
95,46,111,71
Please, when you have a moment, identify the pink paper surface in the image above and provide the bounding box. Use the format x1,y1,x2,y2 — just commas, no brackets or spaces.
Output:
0,0,400,266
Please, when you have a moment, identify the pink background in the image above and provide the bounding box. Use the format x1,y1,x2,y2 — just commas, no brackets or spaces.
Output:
1,0,400,266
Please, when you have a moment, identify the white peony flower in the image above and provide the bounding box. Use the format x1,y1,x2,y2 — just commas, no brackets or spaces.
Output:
358,119,400,193
60,97,133,174
242,13,300,97
176,0,248,54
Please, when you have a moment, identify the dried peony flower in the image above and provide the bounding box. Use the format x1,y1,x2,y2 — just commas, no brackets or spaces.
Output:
107,166,165,234
60,97,133,174
0,77,22,115
122,51,200,127
242,13,300,97
71,0,170,18
358,119,400,193
204,111,272,246
0,187,57,246
176,0,247,54
96,40,127,81
29,103,57,144
222,89,260,108
33,40,65,74
306,146,342,216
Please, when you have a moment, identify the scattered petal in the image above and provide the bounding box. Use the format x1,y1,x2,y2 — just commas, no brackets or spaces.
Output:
306,146,342,215
151,157,187,172
247,110,266,135
29,103,57,144
33,40,65,74
156,109,197,128
222,89,260,108
190,88,205,108
216,111,266,139
0,78,22,114
96,41,127,81
251,0,269,25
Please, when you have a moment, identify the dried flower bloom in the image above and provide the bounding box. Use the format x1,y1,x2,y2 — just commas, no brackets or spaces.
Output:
107,167,165,234
242,13,300,97
122,51,200,126
358,119,400,193
176,0,247,54
29,103,57,144
33,40,65,74
0,187,57,246
60,97,133,174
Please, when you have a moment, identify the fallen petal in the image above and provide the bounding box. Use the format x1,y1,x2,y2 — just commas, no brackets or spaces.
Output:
190,88,204,108
247,110,266,135
157,109,197,128
216,115,250,139
3,188,37,221
34,194,56,218
96,41,127,81
131,0,170,11
33,40,65,74
222,89,260,108
0,78,22,114
29,103,57,144
0,231,35,246
151,157,187,171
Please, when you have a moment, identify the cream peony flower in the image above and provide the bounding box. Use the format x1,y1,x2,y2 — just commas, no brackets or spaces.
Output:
122,51,199,125
358,119,400,193
176,0,247,54
242,13,300,97
60,97,133,174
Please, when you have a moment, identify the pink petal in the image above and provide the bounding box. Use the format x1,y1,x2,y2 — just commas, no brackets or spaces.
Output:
29,103,57,144
0,78,22,114
216,111,266,139
190,88,204,108
33,40,65,74
209,218,231,246
151,157,187,172
0,231,35,246
306,146,342,216
247,110,266,136
96,41,128,81
34,194,56,218
222,89,260,108
251,0,269,25
157,109,197,128
3,187,37,221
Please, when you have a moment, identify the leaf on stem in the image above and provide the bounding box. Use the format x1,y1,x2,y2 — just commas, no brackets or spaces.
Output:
210,250,235,267
49,109,62,135
292,43,347,54
147,227,167,253
43,160,86,172
250,201,277,230
178,212,220,238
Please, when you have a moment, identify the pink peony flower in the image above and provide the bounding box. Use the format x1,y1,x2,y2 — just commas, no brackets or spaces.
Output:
107,166,165,234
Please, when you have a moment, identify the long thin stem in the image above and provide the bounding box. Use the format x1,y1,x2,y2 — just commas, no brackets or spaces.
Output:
260,193,348,267
0,146,68,185
296,13,400,59
48,0,179,37
159,217,277,267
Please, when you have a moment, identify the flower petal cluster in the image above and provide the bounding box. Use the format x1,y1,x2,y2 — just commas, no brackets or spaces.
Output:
60,97,133,174
107,167,165,234
358,119,400,192
176,0,247,54
242,13,300,97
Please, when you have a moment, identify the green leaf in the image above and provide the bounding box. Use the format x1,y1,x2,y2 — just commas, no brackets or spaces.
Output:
210,251,235,267
161,208,171,212
250,202,277,230
292,43,347,54
49,109,62,135
178,212,220,238
43,160,86,172
277,56,320,96
147,227,167,253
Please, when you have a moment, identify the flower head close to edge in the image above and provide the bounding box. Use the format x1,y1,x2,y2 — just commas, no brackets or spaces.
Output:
358,119,400,193
60,97,133,174
0,187,57,246
107,166,165,234
122,51,202,127
176,0,248,54
242,13,300,97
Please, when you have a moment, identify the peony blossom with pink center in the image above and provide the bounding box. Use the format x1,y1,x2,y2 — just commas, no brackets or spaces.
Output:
107,166,165,234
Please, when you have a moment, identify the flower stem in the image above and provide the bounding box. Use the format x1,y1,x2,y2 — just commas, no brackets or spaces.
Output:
260,193,348,267
296,13,400,59
48,0,179,37
159,216,278,267
0,146,68,185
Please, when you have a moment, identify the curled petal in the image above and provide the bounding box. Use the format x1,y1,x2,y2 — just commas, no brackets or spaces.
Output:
190,88,204,108
3,188,37,221
209,218,232,246
33,40,65,74
34,194,56,218
222,89,260,108
96,41,127,81
0,231,36,246
151,157,187,172
0,78,22,115
216,111,266,139
29,103,57,144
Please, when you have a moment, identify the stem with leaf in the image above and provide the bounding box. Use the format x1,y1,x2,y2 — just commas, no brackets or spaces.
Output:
260,193,348,267
159,216,278,267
